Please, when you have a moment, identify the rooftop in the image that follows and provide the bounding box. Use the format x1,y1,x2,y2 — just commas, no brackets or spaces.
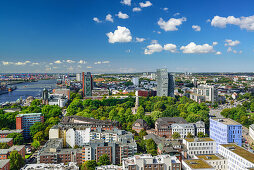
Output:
185,138,214,142
211,118,241,126
21,162,79,170
0,129,23,134
221,144,254,164
0,159,10,168
184,159,213,169
0,138,13,143
16,113,42,117
196,154,225,160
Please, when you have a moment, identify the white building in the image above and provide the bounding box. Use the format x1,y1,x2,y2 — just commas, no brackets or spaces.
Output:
96,165,122,170
182,159,215,170
195,154,227,170
21,162,79,170
66,128,91,148
218,144,254,170
132,77,139,86
191,84,218,103
48,94,68,107
183,138,216,158
249,124,254,141
122,154,181,170
76,73,81,82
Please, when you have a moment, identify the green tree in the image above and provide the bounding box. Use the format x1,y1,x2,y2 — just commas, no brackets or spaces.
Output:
6,133,24,145
9,150,25,170
33,131,45,142
186,132,194,138
146,139,157,156
81,160,97,170
0,143,9,149
139,129,147,139
30,122,44,138
197,132,205,138
98,154,111,166
31,140,40,150
172,132,181,139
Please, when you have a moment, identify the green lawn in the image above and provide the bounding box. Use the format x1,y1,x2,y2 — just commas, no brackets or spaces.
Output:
25,154,31,159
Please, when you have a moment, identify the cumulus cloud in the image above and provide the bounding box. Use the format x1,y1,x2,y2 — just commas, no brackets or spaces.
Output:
15,61,31,65
31,62,39,65
2,61,14,65
173,13,180,16
106,26,132,43
78,60,87,64
102,61,110,64
180,42,214,54
94,61,102,65
117,12,129,19
139,1,152,8
106,14,113,22
121,0,131,6
144,43,163,55
211,15,254,30
212,42,218,46
93,17,101,23
94,61,110,64
163,8,168,11
66,60,75,63
227,47,233,52
136,37,145,42
133,7,141,12
192,25,201,31
224,39,240,46
164,44,177,53
158,17,187,31
216,51,222,55
54,60,62,64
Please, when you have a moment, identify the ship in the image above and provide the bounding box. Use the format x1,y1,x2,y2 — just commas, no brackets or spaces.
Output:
0,85,8,95
8,86,17,92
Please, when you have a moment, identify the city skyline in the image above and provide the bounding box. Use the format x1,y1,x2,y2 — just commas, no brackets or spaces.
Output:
1,0,254,73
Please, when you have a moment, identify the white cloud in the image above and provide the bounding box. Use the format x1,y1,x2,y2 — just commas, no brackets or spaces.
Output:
133,7,141,12
239,50,243,54
180,42,214,54
93,17,101,23
144,43,163,55
106,26,132,43
164,44,177,53
117,12,129,19
192,25,201,31
215,51,222,55
31,62,39,65
224,39,240,46
78,60,87,64
2,61,13,65
15,61,31,65
66,60,75,63
102,61,110,64
212,42,218,46
121,0,131,6
54,60,62,64
87,66,92,69
173,13,180,16
106,14,113,22
211,15,254,30
227,47,233,52
151,40,158,44
94,61,110,64
157,31,161,34
233,50,237,54
136,37,145,42
139,1,152,8
158,17,187,31
163,8,168,11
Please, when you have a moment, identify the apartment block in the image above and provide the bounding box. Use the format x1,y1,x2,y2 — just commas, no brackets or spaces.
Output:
16,113,44,139
210,118,242,150
218,143,254,170
0,138,13,147
249,124,254,141
0,145,25,160
171,121,205,138
191,84,218,103
0,159,10,170
0,129,23,139
183,138,216,158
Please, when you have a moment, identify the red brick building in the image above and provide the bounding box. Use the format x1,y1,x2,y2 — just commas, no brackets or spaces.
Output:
0,145,25,160
0,159,10,170
0,139,13,147
0,130,23,139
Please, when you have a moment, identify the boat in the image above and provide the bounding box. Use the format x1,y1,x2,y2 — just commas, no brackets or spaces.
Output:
8,86,17,92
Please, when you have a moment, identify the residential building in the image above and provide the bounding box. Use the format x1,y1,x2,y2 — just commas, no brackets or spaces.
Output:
122,154,181,170
21,162,79,170
76,73,81,82
132,77,139,86
249,124,254,141
218,143,254,170
0,145,25,160
0,159,10,170
0,139,13,147
183,138,216,158
155,117,187,138
195,154,227,170
53,88,70,100
96,165,122,170
156,68,175,97
92,88,110,96
210,118,242,150
82,72,93,97
191,85,218,103
182,159,215,170
16,113,44,139
0,129,23,138
132,119,149,133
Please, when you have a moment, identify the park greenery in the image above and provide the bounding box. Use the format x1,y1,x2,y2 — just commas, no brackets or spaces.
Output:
9,150,25,170
80,154,110,170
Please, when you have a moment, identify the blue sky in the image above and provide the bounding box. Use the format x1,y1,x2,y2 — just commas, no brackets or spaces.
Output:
0,0,254,73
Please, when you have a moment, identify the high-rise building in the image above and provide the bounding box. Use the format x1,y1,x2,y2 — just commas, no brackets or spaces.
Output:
191,84,218,103
16,113,44,139
132,77,139,86
76,73,81,82
210,118,242,151
156,68,175,97
82,72,93,97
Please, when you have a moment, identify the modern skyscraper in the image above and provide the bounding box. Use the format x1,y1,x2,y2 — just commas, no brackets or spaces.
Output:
82,72,93,97
156,68,175,97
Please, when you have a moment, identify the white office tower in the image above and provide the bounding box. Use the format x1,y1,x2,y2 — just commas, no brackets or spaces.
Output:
132,77,139,86
76,73,81,82
156,68,175,97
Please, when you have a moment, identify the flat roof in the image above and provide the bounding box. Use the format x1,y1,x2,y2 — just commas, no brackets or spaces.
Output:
185,138,214,142
211,118,241,126
221,144,254,164
0,159,10,168
196,154,223,160
16,113,42,117
0,129,23,134
184,159,213,169
0,138,13,143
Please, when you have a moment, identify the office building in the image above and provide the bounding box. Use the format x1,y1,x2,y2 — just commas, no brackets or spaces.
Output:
76,73,81,82
191,85,218,103
122,154,181,170
16,113,44,139
195,154,227,170
218,144,254,170
156,68,175,97
182,159,215,170
0,159,10,170
132,77,139,86
249,124,254,141
210,118,242,150
183,138,216,158
82,72,93,97
0,129,23,139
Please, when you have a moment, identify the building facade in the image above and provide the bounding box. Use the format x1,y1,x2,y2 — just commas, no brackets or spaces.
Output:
0,159,10,170
191,85,218,103
171,121,205,138
0,130,23,139
249,124,254,141
182,159,215,170
156,68,175,97
16,113,44,139
210,118,242,150
195,154,227,170
82,72,93,97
